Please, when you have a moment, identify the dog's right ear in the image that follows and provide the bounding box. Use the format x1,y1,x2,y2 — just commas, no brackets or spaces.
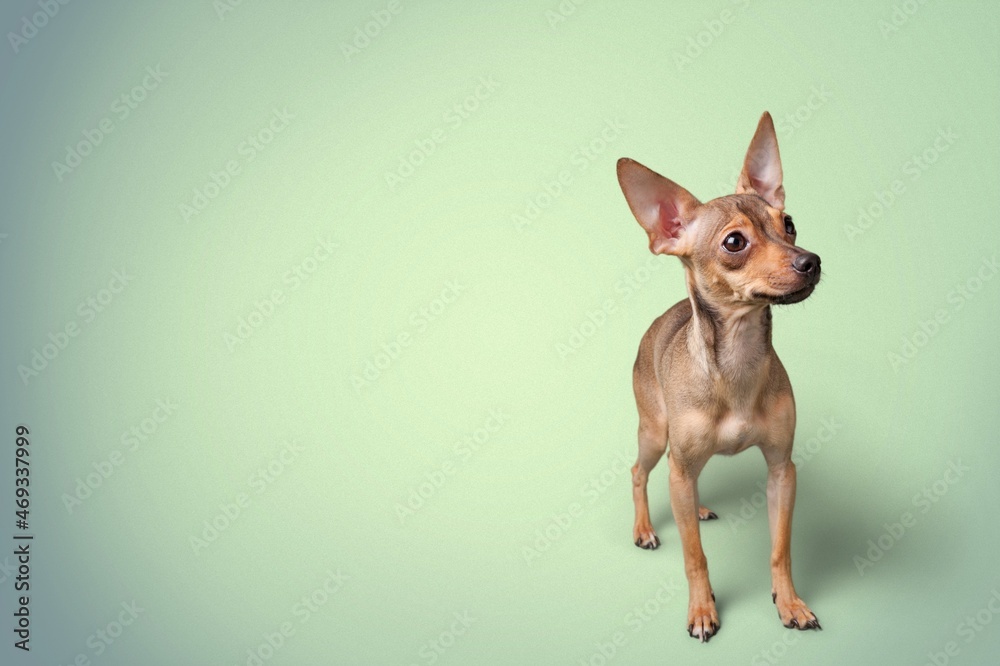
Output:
617,158,701,256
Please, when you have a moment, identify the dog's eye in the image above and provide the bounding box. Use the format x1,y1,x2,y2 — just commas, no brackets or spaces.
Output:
722,232,747,253
783,215,796,236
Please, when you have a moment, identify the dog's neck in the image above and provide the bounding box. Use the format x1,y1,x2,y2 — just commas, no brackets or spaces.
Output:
684,270,773,389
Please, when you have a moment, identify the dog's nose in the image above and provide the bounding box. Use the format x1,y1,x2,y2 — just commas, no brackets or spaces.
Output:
792,252,821,277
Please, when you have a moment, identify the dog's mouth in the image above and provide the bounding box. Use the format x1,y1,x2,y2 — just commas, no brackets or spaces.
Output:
754,283,816,305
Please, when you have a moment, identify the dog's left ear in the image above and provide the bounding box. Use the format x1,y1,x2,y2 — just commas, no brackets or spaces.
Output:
736,111,784,209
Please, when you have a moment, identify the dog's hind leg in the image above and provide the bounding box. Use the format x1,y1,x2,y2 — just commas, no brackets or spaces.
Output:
632,415,667,549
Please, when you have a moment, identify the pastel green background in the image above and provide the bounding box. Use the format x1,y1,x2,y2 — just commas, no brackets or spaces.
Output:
1,1,999,664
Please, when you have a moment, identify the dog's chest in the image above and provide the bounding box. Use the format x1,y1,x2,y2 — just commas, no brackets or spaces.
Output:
712,409,758,455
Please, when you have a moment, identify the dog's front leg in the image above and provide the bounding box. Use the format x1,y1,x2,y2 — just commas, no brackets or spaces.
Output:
668,451,718,642
764,454,820,630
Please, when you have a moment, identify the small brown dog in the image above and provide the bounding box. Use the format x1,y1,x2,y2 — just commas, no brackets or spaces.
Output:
617,112,821,642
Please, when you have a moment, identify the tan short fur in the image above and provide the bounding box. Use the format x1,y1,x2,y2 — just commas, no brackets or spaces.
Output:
618,112,822,642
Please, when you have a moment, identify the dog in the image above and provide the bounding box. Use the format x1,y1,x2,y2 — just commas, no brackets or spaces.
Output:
616,112,821,642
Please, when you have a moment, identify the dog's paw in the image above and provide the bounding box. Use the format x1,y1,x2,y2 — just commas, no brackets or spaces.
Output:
698,506,718,521
686,599,720,643
774,595,820,630
633,529,660,550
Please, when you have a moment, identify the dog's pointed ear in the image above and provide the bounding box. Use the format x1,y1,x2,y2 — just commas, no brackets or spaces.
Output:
736,111,785,209
617,158,701,256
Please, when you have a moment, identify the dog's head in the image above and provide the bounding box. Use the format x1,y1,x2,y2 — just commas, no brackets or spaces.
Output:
617,112,820,309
